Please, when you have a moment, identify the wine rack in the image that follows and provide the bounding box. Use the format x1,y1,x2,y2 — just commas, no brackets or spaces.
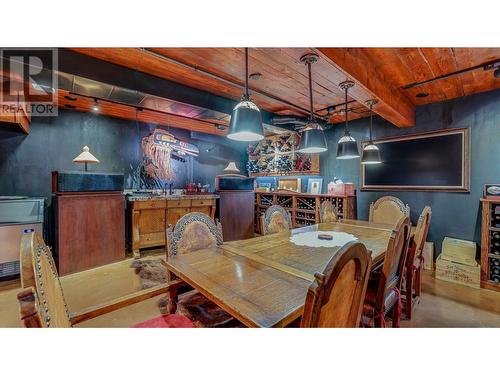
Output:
480,199,500,291
255,191,356,233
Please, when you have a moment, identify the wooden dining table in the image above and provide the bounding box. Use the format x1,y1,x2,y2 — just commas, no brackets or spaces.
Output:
164,220,395,328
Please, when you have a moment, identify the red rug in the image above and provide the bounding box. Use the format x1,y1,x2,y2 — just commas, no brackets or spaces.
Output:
133,314,196,328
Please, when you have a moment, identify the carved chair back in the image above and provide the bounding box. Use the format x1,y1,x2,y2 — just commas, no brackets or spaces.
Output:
369,196,410,226
261,205,292,235
166,212,223,257
301,241,372,328
413,206,432,261
373,216,411,312
17,232,72,328
319,200,338,224
19,232,42,289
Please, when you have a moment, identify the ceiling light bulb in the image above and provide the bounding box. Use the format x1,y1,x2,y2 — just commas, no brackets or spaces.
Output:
92,99,99,112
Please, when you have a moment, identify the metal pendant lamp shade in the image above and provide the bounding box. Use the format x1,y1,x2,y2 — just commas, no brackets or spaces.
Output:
336,133,359,159
297,53,327,154
361,99,382,164
226,100,264,142
361,143,381,164
226,48,264,142
298,126,328,153
336,80,359,159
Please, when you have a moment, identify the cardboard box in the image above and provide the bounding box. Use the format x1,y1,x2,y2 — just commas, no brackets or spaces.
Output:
423,242,434,270
328,183,355,196
441,237,477,266
435,254,480,289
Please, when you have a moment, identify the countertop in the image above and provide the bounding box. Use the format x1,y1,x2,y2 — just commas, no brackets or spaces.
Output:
126,194,219,201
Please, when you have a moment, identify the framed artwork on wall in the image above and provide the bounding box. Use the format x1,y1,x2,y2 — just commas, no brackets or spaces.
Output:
307,178,323,194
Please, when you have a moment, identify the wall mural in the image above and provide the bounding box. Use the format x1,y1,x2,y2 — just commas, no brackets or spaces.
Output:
132,128,199,189
247,133,320,176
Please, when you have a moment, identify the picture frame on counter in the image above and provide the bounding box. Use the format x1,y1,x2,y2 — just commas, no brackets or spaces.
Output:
278,178,301,192
307,178,323,194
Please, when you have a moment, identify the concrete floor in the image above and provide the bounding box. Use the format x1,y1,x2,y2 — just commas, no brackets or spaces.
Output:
1,259,499,328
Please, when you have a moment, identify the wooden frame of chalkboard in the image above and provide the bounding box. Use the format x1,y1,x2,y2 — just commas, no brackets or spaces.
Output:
361,128,470,192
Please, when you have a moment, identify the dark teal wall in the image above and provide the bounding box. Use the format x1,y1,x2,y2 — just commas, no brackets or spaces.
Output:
0,109,247,198
320,88,500,257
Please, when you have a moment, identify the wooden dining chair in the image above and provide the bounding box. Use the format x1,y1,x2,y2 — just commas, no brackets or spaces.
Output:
369,196,410,226
300,241,372,328
261,205,292,235
165,212,240,327
319,200,338,224
17,232,195,328
361,216,411,328
403,206,432,319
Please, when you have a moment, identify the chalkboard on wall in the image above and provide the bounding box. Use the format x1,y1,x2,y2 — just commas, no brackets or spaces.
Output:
361,128,470,192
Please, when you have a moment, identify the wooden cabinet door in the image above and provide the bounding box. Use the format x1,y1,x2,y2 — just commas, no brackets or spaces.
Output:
137,208,165,248
166,207,190,227
56,193,125,275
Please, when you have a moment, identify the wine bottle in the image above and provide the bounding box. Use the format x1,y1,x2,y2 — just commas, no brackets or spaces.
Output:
492,266,500,276
491,259,500,268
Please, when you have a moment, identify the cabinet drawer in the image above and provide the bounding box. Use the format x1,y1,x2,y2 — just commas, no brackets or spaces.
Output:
139,232,165,247
191,199,215,207
133,200,166,209
167,199,192,208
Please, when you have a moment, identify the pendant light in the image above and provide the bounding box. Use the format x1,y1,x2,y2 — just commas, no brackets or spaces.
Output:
336,80,359,159
297,53,327,153
227,48,264,142
361,99,382,164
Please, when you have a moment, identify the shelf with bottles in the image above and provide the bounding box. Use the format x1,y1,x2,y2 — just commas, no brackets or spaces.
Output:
253,191,356,234
480,198,500,291
247,133,320,177
258,194,274,207
296,197,316,211
295,211,317,220
276,195,293,208
490,258,500,283
490,231,500,256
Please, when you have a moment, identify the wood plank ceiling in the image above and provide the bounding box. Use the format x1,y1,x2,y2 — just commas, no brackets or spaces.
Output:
68,47,500,131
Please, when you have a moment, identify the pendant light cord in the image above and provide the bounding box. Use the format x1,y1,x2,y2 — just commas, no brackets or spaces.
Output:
369,102,373,142
344,85,349,134
307,61,314,123
244,47,249,99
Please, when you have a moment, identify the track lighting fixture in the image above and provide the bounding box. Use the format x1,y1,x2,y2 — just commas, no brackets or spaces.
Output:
92,99,99,112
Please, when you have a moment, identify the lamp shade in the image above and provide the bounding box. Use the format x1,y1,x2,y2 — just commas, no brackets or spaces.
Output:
73,146,99,164
298,126,327,153
361,143,382,164
226,100,264,142
336,133,359,159
223,161,240,174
